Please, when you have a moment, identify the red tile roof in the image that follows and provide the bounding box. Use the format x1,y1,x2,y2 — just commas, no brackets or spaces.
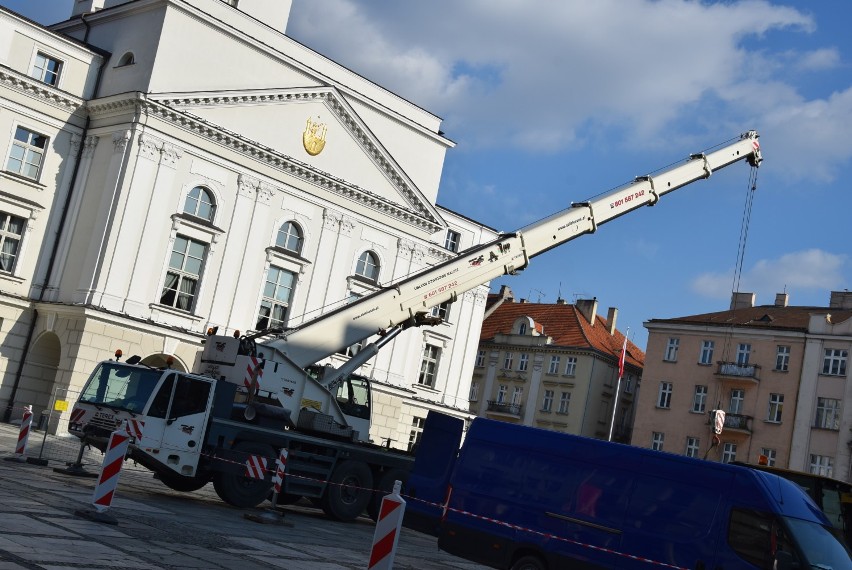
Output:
481,301,645,370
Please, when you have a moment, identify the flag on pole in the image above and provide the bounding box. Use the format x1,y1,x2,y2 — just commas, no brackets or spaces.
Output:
618,336,627,379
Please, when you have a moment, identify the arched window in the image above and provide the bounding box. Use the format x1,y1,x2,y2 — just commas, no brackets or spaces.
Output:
117,52,135,67
183,186,215,222
355,251,379,281
276,221,303,254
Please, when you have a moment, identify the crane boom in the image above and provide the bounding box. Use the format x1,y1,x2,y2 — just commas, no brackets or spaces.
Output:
261,130,761,368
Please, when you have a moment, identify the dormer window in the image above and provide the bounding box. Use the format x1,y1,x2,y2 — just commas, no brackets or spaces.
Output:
518,322,527,335
183,186,216,222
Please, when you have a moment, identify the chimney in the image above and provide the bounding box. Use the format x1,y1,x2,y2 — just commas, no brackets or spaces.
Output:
519,299,528,304
606,307,618,335
72,0,107,17
774,293,789,307
830,291,852,309
556,298,567,305
730,292,755,310
576,298,598,325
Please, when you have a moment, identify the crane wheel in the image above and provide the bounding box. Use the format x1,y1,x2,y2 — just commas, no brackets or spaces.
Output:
368,467,408,521
155,471,210,492
320,460,373,521
213,441,274,508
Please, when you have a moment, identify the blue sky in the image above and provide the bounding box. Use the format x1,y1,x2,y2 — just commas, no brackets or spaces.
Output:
5,0,851,349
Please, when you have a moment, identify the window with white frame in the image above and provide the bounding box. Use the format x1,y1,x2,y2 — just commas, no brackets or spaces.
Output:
444,229,460,252
692,385,708,413
408,417,425,452
518,322,527,335
664,338,679,362
497,384,507,404
183,186,216,222
355,251,379,282
276,221,303,254
775,345,790,371
699,340,714,365
160,235,206,311
564,356,577,376
6,127,47,180
0,212,26,273
736,343,751,365
685,436,700,458
657,382,672,409
809,454,834,478
760,448,777,467
518,353,529,372
469,383,478,402
651,432,664,451
429,301,451,321
30,52,62,86
822,349,848,376
511,386,523,405
767,393,783,423
503,352,514,370
548,355,560,374
722,442,737,463
418,344,440,387
475,350,485,368
255,265,296,330
729,389,744,414
558,391,570,414
542,390,553,412
815,397,841,430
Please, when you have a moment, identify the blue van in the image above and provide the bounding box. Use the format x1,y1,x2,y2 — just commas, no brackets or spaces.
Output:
405,412,851,570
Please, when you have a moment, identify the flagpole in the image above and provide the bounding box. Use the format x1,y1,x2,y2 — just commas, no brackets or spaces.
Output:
608,328,629,442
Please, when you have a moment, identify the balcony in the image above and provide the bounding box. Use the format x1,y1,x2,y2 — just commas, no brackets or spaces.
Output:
716,361,761,383
707,412,752,434
487,400,522,417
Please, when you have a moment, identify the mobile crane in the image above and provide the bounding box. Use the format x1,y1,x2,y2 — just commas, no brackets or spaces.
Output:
68,131,762,521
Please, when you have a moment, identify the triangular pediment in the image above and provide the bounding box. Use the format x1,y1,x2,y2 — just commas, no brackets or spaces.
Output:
151,88,443,231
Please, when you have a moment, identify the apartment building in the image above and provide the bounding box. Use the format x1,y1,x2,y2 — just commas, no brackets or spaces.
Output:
0,0,496,447
634,291,852,481
469,287,644,442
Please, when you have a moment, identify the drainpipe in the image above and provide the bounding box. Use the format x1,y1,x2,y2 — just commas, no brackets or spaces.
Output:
3,17,108,422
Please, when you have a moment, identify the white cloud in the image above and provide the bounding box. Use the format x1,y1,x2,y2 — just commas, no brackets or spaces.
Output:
691,249,848,299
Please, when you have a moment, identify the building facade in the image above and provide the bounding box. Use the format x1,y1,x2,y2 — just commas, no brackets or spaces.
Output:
469,287,643,442
634,291,852,482
0,0,496,447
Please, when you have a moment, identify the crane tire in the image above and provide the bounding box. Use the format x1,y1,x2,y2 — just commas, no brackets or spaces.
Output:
368,467,408,521
320,460,373,522
213,441,274,508
156,471,210,492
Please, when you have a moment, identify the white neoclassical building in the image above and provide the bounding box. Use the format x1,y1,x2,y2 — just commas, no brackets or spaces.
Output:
0,0,495,448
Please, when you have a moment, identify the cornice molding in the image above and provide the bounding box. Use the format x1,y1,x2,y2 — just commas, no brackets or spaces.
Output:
138,92,443,234
0,65,84,113
154,89,442,233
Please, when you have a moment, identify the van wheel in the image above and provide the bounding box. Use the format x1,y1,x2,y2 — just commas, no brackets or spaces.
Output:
368,468,408,521
321,460,373,521
213,442,274,508
511,554,546,570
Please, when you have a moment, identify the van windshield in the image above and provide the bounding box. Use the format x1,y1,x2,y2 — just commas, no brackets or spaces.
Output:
785,516,852,569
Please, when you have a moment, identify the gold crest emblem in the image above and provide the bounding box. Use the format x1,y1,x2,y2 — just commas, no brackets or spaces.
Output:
303,116,327,156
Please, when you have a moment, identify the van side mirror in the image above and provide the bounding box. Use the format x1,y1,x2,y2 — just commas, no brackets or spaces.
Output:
774,550,795,570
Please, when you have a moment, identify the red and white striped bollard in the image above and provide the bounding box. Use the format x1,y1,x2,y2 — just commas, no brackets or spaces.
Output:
91,421,131,513
368,479,406,570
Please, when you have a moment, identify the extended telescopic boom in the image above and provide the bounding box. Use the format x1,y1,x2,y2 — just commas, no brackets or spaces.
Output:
261,131,761,369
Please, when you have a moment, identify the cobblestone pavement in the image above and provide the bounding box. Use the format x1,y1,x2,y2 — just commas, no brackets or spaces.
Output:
0,423,486,570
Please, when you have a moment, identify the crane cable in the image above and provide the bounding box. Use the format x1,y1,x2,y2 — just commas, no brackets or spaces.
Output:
708,164,760,459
